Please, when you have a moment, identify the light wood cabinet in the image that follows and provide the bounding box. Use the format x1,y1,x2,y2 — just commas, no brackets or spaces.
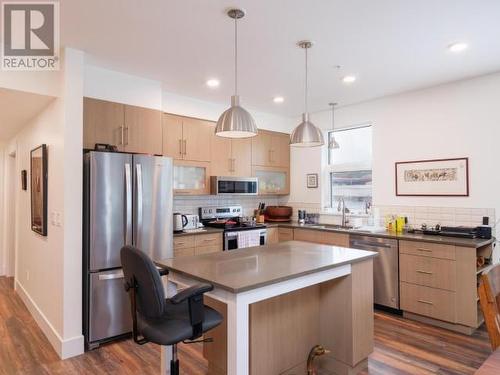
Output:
83,97,162,154
162,113,211,162
251,131,290,168
293,228,349,247
266,227,279,244
83,97,124,150
278,228,294,242
124,105,162,154
399,240,492,332
253,166,290,195
173,232,222,258
211,135,252,177
173,160,211,195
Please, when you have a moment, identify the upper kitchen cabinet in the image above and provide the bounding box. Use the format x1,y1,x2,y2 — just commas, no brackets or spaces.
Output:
83,97,162,155
124,105,162,155
251,130,290,168
210,135,252,177
83,97,124,150
162,113,212,162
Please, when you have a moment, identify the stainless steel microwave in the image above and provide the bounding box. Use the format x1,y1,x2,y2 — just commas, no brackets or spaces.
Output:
210,176,258,195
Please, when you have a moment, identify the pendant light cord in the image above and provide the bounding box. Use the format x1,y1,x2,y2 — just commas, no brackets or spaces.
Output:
304,46,308,113
332,105,335,131
234,17,238,96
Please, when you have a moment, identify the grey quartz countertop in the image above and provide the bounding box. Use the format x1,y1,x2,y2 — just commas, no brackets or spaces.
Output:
173,227,224,237
158,241,377,293
269,222,494,248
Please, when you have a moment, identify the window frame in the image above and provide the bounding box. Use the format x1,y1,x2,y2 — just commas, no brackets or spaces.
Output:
325,124,373,213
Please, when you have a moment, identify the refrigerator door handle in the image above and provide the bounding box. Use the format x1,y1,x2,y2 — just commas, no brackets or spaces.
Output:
98,270,124,281
136,163,143,246
125,163,133,246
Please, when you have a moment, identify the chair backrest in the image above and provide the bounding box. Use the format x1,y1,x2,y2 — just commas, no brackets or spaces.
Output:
120,245,166,319
478,263,500,350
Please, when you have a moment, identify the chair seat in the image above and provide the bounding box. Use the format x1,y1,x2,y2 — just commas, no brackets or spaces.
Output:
138,299,223,346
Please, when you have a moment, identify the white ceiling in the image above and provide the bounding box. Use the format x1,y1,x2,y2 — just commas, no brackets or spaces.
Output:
61,0,500,116
0,88,54,142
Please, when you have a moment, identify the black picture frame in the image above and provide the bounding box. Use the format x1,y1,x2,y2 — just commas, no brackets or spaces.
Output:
31,144,48,236
21,170,27,190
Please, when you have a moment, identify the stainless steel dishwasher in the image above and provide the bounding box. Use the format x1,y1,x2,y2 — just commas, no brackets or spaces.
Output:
350,235,399,309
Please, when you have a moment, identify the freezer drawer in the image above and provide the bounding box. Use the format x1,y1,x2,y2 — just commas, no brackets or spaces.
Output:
88,270,132,343
350,235,400,309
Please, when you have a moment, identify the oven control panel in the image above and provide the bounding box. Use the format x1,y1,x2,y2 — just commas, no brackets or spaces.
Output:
199,205,243,220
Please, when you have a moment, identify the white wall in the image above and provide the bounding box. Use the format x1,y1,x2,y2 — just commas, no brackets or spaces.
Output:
83,65,294,133
288,72,500,230
1,49,84,359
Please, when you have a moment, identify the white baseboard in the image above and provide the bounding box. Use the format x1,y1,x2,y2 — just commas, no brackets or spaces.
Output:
15,280,84,359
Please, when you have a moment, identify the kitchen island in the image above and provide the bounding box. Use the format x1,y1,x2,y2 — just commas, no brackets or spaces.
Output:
158,241,377,375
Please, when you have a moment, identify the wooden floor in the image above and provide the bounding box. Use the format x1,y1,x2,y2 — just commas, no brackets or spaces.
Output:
0,276,492,374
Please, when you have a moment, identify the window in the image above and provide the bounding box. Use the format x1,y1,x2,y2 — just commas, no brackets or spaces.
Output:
328,125,372,214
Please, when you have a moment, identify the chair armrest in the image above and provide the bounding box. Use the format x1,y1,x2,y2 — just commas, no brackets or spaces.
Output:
153,262,169,277
170,283,213,304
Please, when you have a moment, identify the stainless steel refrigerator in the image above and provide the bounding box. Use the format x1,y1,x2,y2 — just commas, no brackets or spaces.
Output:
83,151,173,350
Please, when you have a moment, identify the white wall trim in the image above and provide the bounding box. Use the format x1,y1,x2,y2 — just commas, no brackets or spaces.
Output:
15,280,84,359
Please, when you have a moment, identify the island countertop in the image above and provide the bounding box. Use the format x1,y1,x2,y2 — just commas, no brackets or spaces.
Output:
158,240,377,293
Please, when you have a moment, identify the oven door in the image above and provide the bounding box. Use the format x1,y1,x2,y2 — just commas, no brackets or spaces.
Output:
224,229,267,250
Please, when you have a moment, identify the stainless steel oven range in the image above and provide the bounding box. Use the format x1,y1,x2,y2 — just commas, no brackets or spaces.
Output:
199,205,267,250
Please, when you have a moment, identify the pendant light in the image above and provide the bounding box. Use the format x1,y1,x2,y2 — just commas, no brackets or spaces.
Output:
215,8,258,138
290,41,324,147
328,102,340,149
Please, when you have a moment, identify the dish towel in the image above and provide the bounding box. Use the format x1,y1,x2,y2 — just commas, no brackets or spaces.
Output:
237,230,261,249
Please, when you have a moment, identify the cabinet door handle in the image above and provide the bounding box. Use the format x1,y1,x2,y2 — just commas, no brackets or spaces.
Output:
416,270,433,275
232,158,235,172
269,149,273,163
417,299,434,305
417,248,432,253
183,140,187,155
120,125,124,145
179,139,183,156
125,126,129,146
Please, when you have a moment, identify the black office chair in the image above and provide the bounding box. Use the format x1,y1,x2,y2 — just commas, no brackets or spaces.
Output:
120,246,223,375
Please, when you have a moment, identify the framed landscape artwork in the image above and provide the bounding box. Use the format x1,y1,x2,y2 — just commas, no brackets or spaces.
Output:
395,157,469,196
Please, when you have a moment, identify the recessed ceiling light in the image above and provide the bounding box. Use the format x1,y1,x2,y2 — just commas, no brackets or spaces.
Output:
273,96,284,103
206,79,220,88
448,42,468,53
342,75,356,84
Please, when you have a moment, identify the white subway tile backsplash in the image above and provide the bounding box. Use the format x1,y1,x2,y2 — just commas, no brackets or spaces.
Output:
373,204,495,229
173,196,280,217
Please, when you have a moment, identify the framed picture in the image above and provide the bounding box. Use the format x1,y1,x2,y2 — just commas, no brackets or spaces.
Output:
31,144,48,236
307,173,318,188
395,157,469,196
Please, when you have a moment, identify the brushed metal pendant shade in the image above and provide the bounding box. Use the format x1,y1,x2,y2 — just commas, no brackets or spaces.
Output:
290,40,324,147
215,8,257,138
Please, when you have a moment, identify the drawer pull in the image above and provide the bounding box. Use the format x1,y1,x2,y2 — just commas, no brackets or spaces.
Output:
417,299,434,305
417,248,432,252
416,270,433,275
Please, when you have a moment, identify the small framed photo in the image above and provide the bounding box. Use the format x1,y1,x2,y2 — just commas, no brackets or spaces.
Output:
307,173,318,188
395,157,469,196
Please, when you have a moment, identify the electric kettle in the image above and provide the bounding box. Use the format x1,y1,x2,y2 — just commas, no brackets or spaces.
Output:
173,213,188,233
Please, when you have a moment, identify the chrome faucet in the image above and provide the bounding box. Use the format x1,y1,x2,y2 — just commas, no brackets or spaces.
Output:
337,197,349,227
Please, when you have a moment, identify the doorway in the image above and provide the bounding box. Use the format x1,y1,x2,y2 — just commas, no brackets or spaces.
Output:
3,151,16,279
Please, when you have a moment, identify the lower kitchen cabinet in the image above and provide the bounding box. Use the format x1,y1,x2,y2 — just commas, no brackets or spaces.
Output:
278,228,294,242
399,239,491,333
266,227,279,244
173,160,210,195
173,233,222,258
293,228,349,247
